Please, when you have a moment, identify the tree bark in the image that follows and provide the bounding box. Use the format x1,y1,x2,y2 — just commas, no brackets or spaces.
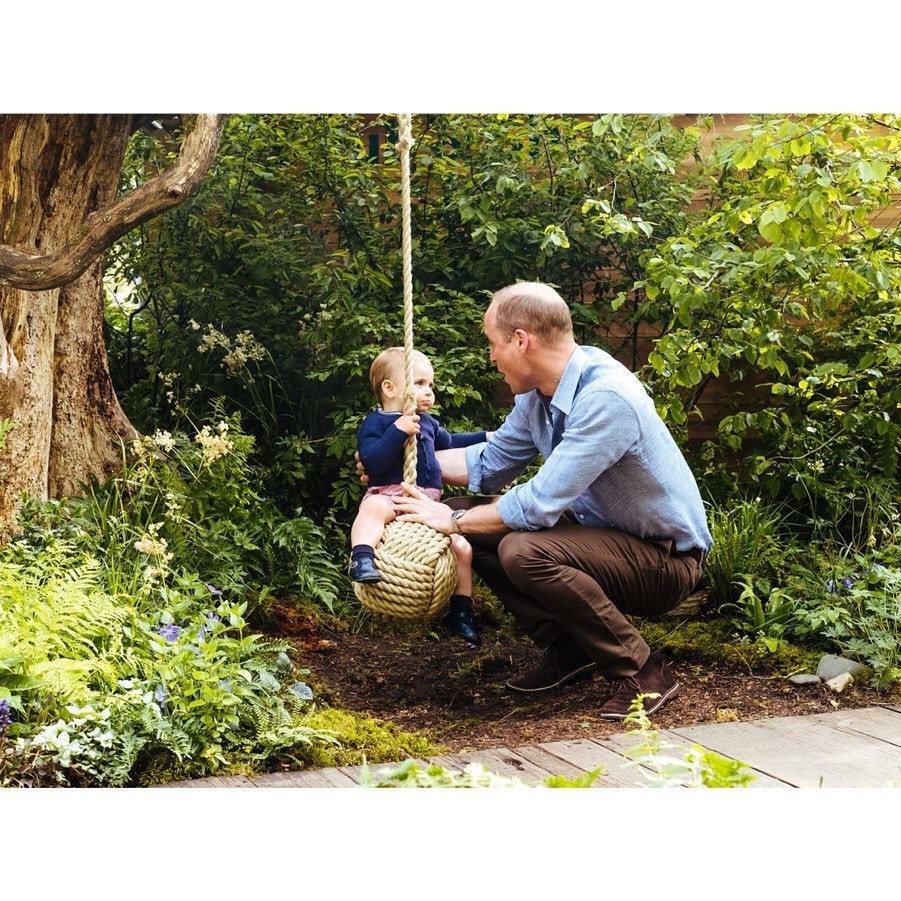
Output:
0,114,223,535
0,115,226,291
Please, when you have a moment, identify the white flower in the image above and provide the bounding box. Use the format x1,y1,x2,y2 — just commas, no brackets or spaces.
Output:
222,331,266,375
197,326,230,354
195,425,233,465
151,430,176,452
134,523,172,559
141,565,165,586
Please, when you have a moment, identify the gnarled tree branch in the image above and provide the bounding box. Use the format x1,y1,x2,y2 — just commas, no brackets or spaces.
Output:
0,114,227,291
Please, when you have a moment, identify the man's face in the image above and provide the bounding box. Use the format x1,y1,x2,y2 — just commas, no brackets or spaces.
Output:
484,304,529,395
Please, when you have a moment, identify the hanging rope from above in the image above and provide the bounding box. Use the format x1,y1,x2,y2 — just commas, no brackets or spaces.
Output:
352,114,457,620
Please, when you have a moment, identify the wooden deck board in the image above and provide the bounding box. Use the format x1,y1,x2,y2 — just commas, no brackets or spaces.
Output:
662,708,901,788
427,748,557,784
510,743,601,783
156,707,901,789
251,768,359,787
603,729,791,787
157,773,257,788
531,737,647,788
817,706,901,745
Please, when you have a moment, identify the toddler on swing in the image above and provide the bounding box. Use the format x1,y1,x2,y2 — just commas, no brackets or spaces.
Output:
349,346,490,646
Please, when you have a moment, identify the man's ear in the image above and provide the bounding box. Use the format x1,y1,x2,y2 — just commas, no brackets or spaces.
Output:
512,328,529,352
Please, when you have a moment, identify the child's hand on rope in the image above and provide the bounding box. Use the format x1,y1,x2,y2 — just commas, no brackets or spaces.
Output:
393,406,420,436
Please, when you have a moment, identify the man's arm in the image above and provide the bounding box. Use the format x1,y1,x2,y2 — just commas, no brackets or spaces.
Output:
355,444,472,488
391,484,509,535
435,447,469,486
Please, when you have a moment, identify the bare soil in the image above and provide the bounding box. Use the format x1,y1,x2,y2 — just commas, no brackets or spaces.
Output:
265,600,900,754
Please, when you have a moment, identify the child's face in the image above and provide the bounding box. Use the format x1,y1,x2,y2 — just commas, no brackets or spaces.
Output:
410,360,436,412
381,358,436,412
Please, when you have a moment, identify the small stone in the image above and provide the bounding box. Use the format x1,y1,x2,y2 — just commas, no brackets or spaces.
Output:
825,672,854,693
788,673,822,686
816,654,870,681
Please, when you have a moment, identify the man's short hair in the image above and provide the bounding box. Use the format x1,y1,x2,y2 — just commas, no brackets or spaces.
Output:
369,346,431,404
489,282,573,343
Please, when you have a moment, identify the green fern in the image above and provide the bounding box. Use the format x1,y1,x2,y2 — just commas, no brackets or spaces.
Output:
0,557,133,706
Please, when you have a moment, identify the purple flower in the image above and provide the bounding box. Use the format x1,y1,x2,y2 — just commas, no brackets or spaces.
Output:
154,684,167,708
158,623,180,642
0,698,11,730
842,575,854,590
197,611,221,641
206,584,223,596
826,579,836,594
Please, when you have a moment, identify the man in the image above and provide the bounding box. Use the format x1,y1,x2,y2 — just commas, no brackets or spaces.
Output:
391,281,712,720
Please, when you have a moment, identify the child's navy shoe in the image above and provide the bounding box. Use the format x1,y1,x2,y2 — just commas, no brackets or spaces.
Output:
442,607,481,646
348,556,382,583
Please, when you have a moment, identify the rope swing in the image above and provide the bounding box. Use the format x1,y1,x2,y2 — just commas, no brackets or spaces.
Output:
352,114,458,619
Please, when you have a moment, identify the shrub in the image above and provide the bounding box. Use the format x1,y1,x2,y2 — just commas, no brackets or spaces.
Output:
704,496,784,609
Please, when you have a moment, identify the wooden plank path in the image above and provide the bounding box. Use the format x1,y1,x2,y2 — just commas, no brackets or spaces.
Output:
160,705,901,789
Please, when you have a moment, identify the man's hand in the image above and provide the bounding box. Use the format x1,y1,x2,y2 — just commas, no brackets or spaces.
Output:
392,484,456,534
354,451,369,486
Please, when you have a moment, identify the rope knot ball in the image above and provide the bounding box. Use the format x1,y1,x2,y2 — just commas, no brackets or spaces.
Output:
352,520,457,619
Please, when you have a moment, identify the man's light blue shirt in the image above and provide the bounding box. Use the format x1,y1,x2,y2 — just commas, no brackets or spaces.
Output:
465,345,712,553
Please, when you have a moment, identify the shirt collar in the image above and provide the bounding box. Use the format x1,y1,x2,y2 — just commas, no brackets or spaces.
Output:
547,345,585,416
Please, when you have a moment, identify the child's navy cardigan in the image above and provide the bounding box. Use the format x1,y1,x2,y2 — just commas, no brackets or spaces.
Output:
357,409,487,490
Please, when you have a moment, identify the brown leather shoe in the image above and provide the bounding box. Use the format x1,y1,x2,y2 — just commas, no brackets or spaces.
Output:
506,634,597,693
599,650,680,720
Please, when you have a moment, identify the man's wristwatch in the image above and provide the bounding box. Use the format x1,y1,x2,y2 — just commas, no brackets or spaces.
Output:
449,508,467,535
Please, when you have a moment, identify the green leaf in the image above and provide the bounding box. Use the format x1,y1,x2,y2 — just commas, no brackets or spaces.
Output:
0,673,45,691
733,145,762,171
758,204,788,243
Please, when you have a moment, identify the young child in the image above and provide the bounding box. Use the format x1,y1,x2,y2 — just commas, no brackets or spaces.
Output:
349,346,490,646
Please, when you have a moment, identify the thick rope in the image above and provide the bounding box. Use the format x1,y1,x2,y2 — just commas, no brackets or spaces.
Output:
397,113,417,488
352,114,457,619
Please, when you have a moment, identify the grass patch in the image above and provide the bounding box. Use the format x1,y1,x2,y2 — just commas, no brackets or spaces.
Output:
299,706,445,768
636,616,823,676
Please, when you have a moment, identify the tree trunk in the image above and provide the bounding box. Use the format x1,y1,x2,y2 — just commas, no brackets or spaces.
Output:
0,113,224,536
49,259,137,499
0,116,137,533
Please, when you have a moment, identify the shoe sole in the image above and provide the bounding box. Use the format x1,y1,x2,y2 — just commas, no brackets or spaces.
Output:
506,662,598,694
350,574,382,583
598,681,681,720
